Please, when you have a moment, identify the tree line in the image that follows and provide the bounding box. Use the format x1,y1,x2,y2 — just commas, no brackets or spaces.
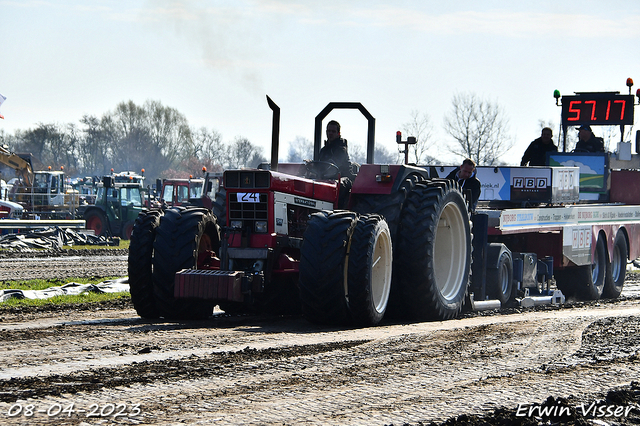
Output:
0,93,521,185
0,100,266,182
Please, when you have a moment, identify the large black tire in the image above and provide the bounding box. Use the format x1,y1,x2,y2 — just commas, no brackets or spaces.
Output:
352,174,423,318
581,235,607,300
559,235,607,300
486,244,514,307
152,206,220,319
394,180,472,321
347,214,393,326
299,210,357,325
603,231,627,299
84,209,108,237
351,174,422,241
211,188,227,226
127,210,163,319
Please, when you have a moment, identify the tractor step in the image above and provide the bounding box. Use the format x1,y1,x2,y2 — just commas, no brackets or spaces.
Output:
174,269,245,302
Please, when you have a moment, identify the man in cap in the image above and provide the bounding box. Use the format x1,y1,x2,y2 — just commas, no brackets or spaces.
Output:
574,125,605,153
521,127,558,166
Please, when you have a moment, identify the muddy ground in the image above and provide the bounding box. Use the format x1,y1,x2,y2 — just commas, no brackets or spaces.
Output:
0,249,639,425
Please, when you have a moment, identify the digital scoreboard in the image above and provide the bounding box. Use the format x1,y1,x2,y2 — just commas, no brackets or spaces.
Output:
561,92,634,126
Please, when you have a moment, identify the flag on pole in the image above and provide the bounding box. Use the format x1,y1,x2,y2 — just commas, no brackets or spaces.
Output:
0,93,5,119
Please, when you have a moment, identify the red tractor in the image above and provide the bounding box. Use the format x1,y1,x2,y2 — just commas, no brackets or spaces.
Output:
128,97,473,325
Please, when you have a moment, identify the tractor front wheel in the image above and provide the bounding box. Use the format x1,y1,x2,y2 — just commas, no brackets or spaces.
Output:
299,210,357,325
347,214,393,326
128,210,163,318
152,207,220,319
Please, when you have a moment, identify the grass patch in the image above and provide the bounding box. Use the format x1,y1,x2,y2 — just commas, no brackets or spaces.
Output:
1,292,130,308
0,277,130,309
0,277,123,290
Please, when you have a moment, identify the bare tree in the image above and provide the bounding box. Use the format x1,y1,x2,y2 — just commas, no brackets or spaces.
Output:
192,127,225,166
286,136,313,162
401,110,435,164
443,92,513,166
226,136,265,169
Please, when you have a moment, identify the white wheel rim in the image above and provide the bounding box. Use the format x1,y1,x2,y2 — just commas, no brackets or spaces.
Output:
371,226,392,313
434,201,468,302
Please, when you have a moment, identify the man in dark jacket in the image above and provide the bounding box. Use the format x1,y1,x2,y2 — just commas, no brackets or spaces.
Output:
446,158,481,211
521,127,557,166
575,125,605,153
318,120,355,179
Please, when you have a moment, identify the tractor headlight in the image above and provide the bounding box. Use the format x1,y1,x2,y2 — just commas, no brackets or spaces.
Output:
255,221,268,233
230,220,242,230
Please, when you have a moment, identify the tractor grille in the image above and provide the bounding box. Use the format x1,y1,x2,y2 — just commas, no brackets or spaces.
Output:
229,192,269,230
224,170,270,189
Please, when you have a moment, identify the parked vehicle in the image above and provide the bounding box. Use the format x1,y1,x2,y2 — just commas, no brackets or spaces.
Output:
78,176,144,239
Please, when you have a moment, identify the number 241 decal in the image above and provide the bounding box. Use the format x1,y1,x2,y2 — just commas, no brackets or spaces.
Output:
237,193,260,203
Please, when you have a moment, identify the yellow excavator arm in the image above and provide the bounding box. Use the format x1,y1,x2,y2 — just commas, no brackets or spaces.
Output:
0,145,33,187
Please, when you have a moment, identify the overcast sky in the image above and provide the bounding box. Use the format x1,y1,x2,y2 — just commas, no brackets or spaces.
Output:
2,0,640,167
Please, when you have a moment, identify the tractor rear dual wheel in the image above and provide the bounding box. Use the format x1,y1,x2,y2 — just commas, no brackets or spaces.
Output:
394,180,472,321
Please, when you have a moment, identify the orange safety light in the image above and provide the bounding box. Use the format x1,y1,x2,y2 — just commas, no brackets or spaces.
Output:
48,166,51,170
60,166,64,170
202,166,207,173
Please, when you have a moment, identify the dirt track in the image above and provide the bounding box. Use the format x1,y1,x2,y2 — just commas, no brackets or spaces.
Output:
1,250,640,425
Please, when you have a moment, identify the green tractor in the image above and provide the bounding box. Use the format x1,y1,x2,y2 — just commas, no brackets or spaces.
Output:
79,176,144,239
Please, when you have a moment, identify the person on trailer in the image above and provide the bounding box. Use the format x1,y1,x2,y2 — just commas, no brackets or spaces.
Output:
446,158,481,211
574,125,605,153
318,120,357,180
520,127,557,166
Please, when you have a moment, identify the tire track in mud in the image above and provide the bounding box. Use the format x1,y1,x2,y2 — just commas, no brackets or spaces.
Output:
1,252,640,425
1,305,640,425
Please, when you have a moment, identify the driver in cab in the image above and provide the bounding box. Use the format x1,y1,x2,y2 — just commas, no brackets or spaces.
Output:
318,120,357,180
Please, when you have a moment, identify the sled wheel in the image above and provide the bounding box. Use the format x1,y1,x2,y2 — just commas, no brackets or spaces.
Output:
347,214,393,326
569,235,607,300
152,206,220,319
486,244,514,307
299,210,357,325
127,209,163,318
603,231,627,299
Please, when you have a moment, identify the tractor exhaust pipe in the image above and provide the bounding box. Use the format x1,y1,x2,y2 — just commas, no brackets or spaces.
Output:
267,95,279,172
